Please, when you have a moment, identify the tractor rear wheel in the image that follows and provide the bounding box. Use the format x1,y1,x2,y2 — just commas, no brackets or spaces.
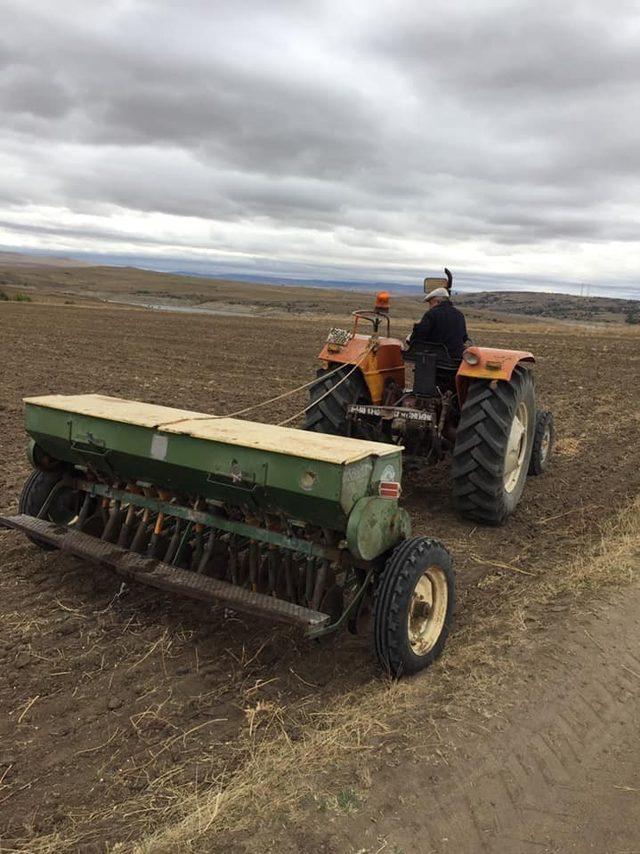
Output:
373,536,455,677
19,469,79,550
305,365,370,435
452,365,535,525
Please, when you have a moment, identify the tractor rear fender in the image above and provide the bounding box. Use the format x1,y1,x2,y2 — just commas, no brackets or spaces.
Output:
318,333,405,404
456,346,535,406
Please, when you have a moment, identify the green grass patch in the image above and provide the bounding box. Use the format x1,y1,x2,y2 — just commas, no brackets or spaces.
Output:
335,787,360,813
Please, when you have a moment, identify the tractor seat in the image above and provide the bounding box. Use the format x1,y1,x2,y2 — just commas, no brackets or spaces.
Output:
403,343,461,398
404,341,461,373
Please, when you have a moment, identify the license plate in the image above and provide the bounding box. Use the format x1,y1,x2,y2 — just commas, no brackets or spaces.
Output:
348,404,433,423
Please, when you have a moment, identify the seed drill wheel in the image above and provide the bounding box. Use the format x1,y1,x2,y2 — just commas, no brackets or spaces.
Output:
373,537,455,677
452,365,535,525
305,366,370,435
528,410,554,475
18,469,79,550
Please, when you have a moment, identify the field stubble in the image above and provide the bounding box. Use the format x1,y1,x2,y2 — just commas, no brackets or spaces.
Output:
0,296,639,852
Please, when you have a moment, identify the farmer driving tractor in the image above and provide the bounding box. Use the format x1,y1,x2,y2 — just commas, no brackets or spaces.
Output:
405,269,472,361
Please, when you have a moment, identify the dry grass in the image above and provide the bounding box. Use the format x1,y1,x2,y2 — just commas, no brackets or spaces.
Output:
134,692,404,853
538,496,639,594
74,495,639,853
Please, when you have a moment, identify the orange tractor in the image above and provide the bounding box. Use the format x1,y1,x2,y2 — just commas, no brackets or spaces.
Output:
305,274,554,525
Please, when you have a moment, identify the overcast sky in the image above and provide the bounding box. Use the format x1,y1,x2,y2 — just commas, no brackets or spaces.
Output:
1,0,640,295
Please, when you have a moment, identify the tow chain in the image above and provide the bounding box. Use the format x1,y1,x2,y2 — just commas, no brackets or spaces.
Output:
154,343,375,430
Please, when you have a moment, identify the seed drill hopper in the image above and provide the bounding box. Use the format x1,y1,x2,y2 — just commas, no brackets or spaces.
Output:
0,394,455,676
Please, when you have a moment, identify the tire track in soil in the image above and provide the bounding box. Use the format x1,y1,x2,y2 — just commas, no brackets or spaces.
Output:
323,585,640,854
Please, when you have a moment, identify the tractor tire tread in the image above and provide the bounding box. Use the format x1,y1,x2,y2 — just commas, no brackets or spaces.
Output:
452,366,535,525
528,409,555,476
305,366,371,435
18,469,66,550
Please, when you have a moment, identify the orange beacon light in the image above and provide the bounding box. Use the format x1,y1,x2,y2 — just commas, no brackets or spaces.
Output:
375,291,390,313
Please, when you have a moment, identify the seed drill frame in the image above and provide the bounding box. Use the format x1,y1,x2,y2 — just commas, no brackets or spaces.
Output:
1,394,455,676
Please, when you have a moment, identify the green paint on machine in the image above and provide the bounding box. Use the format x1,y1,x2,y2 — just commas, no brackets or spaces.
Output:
23,395,403,532
1,393,454,677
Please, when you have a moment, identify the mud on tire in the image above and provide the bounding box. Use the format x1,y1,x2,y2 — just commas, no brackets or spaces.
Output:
452,365,535,526
373,536,455,678
304,365,370,435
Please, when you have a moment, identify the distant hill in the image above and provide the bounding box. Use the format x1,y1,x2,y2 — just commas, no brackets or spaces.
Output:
455,290,640,324
0,251,638,324
0,251,91,268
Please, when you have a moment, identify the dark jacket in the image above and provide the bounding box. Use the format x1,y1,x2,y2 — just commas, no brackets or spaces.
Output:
408,300,470,361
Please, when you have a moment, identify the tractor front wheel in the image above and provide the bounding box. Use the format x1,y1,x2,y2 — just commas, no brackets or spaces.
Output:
304,365,370,435
528,410,554,475
373,537,455,677
452,365,535,525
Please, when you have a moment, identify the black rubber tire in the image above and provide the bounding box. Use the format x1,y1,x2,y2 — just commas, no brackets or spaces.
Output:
18,469,77,550
452,365,535,526
373,536,455,678
528,410,554,475
304,365,371,435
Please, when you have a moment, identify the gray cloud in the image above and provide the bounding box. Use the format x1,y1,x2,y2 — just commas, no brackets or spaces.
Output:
1,0,640,291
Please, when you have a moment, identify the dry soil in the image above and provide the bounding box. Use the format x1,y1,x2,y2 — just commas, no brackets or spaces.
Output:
0,282,639,852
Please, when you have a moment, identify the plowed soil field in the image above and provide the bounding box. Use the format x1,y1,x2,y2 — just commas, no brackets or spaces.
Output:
1,289,639,852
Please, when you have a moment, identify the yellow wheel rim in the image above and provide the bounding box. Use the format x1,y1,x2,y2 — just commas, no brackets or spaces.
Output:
504,401,529,493
407,565,449,656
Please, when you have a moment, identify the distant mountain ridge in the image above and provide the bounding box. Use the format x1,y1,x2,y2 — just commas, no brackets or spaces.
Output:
1,248,638,306
0,250,91,268
455,290,640,323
